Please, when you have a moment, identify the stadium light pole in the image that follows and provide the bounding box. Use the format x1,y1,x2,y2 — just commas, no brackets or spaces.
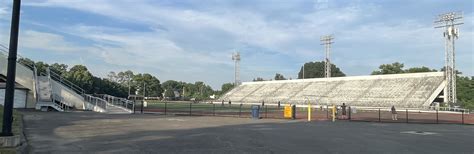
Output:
434,12,463,107
232,52,241,86
2,0,21,137
320,35,334,78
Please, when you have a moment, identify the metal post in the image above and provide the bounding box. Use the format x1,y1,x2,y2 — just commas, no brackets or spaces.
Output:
189,103,192,116
2,0,22,137
140,100,144,114
265,105,268,118
406,109,408,123
326,106,329,119
436,109,439,124
239,104,242,117
164,101,167,115
378,108,381,122
348,106,351,120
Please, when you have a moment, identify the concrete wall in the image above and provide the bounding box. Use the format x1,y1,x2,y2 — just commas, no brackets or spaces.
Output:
51,80,85,109
0,53,36,108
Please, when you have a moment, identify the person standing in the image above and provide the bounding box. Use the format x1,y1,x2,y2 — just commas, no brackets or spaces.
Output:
391,105,398,120
341,103,347,119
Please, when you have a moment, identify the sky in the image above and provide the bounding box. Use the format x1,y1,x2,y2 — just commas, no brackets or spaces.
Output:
0,0,473,90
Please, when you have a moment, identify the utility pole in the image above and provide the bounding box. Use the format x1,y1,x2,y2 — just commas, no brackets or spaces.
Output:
232,52,241,86
320,35,334,78
128,74,131,97
2,0,21,137
434,12,463,107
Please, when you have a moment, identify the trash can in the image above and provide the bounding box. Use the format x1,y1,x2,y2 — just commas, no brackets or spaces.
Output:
251,105,260,119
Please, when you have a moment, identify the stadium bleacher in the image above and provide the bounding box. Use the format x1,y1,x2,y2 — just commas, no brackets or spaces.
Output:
220,72,445,108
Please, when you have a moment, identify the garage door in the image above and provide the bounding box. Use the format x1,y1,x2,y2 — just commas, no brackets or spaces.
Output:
0,89,27,108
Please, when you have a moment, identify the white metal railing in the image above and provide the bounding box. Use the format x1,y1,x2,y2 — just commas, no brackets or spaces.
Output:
429,106,470,113
84,94,107,112
100,94,134,111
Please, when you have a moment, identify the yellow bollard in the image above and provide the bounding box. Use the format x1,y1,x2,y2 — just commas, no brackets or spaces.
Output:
308,102,311,122
332,105,336,122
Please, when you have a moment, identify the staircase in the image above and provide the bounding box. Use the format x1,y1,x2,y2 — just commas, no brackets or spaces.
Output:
1,46,133,114
35,75,73,111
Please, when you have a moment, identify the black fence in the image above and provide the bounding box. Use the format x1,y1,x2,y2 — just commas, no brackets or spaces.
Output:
133,102,473,125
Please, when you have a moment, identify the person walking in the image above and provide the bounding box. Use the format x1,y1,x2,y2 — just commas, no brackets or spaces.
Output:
391,105,398,120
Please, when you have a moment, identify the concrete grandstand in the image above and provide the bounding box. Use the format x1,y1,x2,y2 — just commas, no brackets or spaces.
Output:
220,72,446,109
0,49,132,114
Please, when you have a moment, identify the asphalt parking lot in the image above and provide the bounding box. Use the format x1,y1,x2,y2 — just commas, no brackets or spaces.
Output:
21,111,474,153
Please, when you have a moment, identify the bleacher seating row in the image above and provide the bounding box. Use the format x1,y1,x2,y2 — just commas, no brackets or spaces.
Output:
220,72,445,108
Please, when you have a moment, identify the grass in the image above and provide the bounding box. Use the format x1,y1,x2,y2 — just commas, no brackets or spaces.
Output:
0,106,21,135
0,106,22,153
143,100,284,113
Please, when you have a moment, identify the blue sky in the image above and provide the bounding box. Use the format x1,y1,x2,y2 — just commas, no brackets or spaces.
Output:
0,0,473,89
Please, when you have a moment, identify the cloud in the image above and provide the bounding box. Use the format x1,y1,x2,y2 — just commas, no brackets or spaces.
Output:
15,0,474,89
19,30,89,53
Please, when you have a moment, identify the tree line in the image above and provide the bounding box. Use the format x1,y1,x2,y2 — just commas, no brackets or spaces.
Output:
17,58,217,100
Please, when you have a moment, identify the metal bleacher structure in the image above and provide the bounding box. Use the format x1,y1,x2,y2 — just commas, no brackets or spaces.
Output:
0,46,132,114
220,72,446,109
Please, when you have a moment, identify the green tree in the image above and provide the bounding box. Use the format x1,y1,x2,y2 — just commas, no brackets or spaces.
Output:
405,66,437,73
50,63,68,76
274,73,287,80
66,65,94,92
132,73,163,97
164,88,175,98
298,61,345,79
371,62,405,75
18,58,35,69
457,76,474,109
34,61,50,76
221,83,234,94
253,77,265,82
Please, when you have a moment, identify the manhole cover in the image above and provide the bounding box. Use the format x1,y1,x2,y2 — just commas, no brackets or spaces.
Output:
400,131,438,135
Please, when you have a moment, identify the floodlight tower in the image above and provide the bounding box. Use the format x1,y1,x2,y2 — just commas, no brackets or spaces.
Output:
320,35,334,78
232,52,241,86
434,12,463,107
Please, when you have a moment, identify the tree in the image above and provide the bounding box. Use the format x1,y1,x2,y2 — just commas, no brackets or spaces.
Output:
221,83,234,94
50,63,68,76
66,65,94,92
298,61,345,79
457,76,474,109
253,77,265,82
34,61,50,76
405,66,437,73
164,88,175,99
371,62,405,75
132,73,163,97
274,73,287,80
440,67,462,75
18,58,35,69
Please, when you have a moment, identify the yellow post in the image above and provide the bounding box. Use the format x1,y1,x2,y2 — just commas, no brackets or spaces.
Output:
307,101,311,122
332,105,336,122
